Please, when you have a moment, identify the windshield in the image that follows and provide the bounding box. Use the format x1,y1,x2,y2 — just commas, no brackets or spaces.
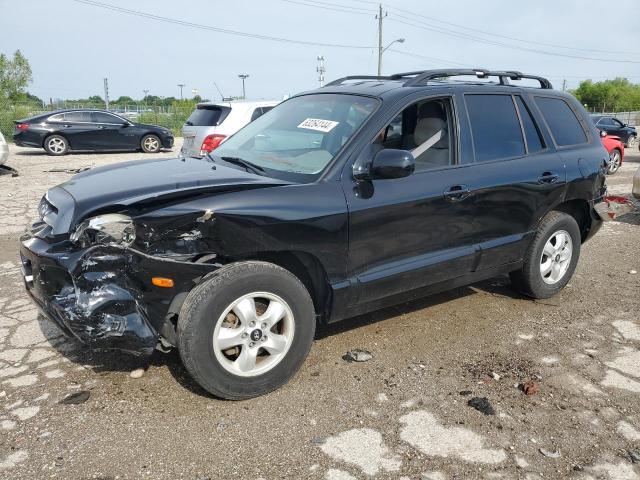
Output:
213,94,379,180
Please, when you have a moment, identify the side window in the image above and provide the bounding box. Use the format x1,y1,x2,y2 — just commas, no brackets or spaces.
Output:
92,112,124,124
515,97,544,153
48,114,63,123
465,94,525,162
534,97,587,146
374,98,454,171
63,111,92,122
250,107,264,122
611,118,623,127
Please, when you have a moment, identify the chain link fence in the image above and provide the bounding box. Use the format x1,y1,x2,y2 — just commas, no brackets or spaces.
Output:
0,100,195,141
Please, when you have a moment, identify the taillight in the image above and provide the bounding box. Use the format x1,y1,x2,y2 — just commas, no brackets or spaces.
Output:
200,134,226,155
16,123,29,131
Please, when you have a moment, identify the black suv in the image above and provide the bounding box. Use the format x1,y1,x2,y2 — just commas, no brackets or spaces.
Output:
13,109,174,155
20,69,608,399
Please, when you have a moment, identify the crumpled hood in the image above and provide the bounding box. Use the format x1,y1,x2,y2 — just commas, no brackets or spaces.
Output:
47,157,289,235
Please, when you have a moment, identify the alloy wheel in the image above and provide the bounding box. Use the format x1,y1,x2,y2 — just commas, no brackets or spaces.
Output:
212,292,295,377
47,137,66,154
608,150,621,174
540,229,572,285
143,136,159,152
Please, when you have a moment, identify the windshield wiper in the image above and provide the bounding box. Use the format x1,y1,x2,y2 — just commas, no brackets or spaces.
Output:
220,156,265,175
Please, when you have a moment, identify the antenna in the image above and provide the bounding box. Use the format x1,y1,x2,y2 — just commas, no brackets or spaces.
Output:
213,82,225,101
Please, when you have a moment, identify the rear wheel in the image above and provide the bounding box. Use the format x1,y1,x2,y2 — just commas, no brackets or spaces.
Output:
607,149,621,174
141,134,161,153
510,211,580,299
44,135,69,156
177,261,315,399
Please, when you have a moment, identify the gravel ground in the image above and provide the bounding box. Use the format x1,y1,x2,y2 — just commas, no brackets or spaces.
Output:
0,140,639,480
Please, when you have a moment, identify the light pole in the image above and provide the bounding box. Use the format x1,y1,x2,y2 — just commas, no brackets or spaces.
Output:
378,38,405,76
177,83,185,100
238,74,249,99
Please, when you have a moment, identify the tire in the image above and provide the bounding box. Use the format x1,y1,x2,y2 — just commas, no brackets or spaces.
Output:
140,134,161,153
43,135,69,156
607,149,622,174
626,135,636,148
177,261,316,399
510,211,581,299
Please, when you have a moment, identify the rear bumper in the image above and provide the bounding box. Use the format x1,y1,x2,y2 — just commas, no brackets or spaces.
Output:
19,233,216,356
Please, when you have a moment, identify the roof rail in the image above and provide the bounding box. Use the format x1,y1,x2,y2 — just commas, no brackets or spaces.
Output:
324,75,393,87
325,69,553,89
397,69,553,89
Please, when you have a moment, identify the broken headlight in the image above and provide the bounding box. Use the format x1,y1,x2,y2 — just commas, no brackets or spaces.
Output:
71,214,136,248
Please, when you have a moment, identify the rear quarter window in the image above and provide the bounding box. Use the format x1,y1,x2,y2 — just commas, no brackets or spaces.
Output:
534,97,587,146
185,106,230,126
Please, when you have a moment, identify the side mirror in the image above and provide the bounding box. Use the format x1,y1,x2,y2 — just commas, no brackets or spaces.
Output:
371,149,415,180
600,130,607,137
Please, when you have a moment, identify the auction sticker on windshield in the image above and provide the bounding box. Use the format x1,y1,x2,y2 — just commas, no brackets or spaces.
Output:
297,118,339,133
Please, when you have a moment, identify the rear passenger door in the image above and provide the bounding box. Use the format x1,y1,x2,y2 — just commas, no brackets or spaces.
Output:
59,111,97,150
462,93,567,270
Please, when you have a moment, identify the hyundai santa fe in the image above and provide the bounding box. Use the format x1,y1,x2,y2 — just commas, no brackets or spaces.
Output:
20,69,608,399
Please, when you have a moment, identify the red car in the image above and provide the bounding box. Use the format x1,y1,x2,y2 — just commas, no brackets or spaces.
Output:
599,130,625,174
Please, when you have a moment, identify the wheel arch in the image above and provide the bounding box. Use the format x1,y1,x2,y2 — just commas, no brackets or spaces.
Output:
238,250,331,323
552,199,592,243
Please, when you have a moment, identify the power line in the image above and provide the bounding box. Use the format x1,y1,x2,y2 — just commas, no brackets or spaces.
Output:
387,16,640,64
282,0,376,16
71,0,374,49
344,0,640,56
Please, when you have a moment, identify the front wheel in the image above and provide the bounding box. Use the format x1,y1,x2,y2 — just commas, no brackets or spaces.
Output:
510,211,580,299
141,134,161,153
607,149,622,174
177,261,315,399
626,135,636,148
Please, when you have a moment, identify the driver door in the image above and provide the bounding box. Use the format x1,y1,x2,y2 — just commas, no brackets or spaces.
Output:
342,95,479,306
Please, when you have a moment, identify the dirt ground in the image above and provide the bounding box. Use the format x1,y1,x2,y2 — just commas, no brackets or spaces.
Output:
0,140,639,480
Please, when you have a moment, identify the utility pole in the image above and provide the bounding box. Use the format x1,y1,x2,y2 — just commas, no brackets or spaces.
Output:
177,84,185,100
316,56,326,87
376,4,387,76
103,78,109,110
238,74,249,99
562,79,567,92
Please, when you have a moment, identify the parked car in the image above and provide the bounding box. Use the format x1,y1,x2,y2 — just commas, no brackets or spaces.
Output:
591,115,637,147
0,131,8,165
598,130,625,174
13,109,174,156
20,69,607,399
181,100,279,157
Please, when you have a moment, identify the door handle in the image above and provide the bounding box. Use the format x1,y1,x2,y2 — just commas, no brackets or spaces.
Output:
97,125,107,129
538,172,559,184
443,184,471,201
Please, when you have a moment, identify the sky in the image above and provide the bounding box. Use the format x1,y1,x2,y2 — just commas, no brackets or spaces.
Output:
1,0,639,102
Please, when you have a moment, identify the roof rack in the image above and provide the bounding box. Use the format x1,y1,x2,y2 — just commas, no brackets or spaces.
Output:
324,75,393,87
326,69,553,89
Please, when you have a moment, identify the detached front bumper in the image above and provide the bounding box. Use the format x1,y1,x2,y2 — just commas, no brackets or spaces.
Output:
20,234,215,356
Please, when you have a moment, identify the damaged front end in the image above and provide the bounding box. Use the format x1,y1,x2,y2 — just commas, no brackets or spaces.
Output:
20,200,220,356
